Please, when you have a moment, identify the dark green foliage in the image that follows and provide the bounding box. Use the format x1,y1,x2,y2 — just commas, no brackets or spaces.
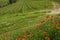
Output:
9,0,17,4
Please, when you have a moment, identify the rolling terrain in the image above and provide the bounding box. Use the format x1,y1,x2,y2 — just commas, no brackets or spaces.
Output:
0,0,60,40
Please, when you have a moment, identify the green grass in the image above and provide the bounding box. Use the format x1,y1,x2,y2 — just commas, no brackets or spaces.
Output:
0,11,46,40
0,12,46,34
0,0,60,40
0,0,52,15
51,0,60,3
0,13,60,40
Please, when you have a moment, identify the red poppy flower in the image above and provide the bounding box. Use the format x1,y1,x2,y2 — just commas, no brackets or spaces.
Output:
56,28,60,31
19,36,24,39
54,21,59,26
40,20,45,24
55,21,59,24
46,15,50,19
43,32,47,35
46,36,50,40
24,29,29,35
24,31,27,35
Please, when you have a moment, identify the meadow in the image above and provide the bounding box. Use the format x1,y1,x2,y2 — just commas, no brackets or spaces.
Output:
0,0,60,40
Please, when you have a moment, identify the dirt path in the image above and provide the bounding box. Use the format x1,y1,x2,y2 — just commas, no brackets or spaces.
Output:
47,2,60,14
28,2,60,15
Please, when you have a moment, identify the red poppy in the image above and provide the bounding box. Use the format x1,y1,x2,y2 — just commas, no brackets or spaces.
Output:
19,36,24,39
43,32,47,35
54,21,59,26
46,15,50,19
55,21,59,24
40,20,45,24
24,29,29,35
56,28,60,31
46,36,50,40
24,31,27,35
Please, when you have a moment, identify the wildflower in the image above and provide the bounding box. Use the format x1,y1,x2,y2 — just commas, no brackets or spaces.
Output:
19,36,24,38
46,36,50,40
24,29,29,35
55,21,59,24
56,28,60,31
24,31,27,35
19,36,24,40
43,32,47,35
46,15,50,19
54,21,59,26
40,20,45,24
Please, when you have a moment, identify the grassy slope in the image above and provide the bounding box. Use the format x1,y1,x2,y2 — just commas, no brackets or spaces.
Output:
0,14,60,40
0,0,52,14
0,0,60,40
0,0,52,34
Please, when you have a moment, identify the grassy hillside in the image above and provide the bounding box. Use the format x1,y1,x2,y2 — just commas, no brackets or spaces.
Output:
0,0,52,14
0,0,60,40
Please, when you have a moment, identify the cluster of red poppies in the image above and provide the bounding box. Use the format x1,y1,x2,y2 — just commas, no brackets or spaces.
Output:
16,15,60,40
